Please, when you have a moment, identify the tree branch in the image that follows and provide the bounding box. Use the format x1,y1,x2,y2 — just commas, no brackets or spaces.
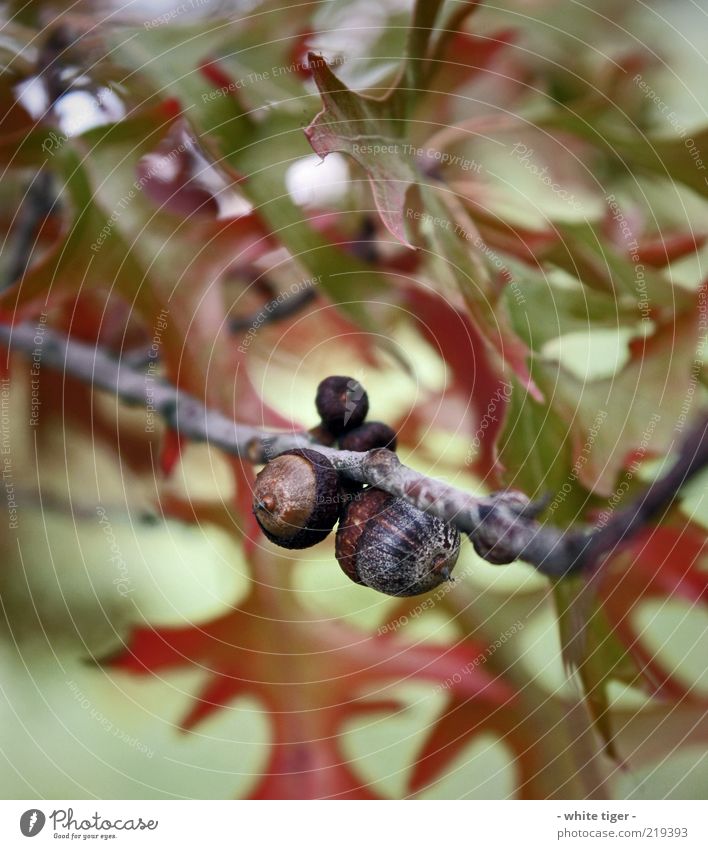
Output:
3,171,57,291
0,321,278,454
1,320,705,580
229,279,317,332
576,415,708,570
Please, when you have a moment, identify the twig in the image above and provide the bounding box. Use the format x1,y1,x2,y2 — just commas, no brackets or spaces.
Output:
1,319,705,579
3,171,57,291
112,279,320,362
576,417,708,569
3,23,73,291
0,321,275,454
229,287,317,332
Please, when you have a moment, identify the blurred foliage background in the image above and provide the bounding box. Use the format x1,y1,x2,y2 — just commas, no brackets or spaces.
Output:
0,0,707,799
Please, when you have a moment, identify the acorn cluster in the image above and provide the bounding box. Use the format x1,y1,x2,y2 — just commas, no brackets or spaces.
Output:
252,376,461,597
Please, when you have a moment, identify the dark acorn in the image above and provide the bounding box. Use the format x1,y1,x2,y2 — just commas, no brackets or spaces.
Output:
335,488,461,596
253,448,340,549
307,423,337,447
315,375,369,435
338,421,397,452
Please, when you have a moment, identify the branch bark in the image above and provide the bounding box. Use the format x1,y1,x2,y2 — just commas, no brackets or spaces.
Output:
1,320,705,579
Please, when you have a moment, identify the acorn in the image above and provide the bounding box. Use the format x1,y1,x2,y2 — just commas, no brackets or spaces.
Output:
335,488,461,596
253,448,340,549
307,423,337,447
338,421,397,452
315,375,369,435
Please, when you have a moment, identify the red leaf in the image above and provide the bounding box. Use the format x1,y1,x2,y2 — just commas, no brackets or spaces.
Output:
136,119,222,218
634,232,708,268
600,525,708,699
405,285,509,482
286,30,317,80
198,58,240,99
409,693,536,797
425,28,517,101
110,580,512,799
159,428,184,477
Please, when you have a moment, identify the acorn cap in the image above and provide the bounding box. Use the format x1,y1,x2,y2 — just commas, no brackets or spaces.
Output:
253,448,340,549
315,375,369,435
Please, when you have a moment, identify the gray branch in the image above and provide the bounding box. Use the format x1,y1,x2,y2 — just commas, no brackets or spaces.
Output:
0,321,274,454
1,320,705,579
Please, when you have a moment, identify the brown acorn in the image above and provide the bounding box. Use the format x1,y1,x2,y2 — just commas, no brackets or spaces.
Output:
338,421,397,452
315,375,369,435
335,488,461,596
253,448,340,549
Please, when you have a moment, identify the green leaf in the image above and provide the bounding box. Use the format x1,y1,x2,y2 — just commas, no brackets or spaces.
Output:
542,222,695,313
536,304,703,496
554,580,642,761
306,54,418,245
506,264,644,353
542,107,708,201
222,109,393,327
498,372,592,524
305,0,483,243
